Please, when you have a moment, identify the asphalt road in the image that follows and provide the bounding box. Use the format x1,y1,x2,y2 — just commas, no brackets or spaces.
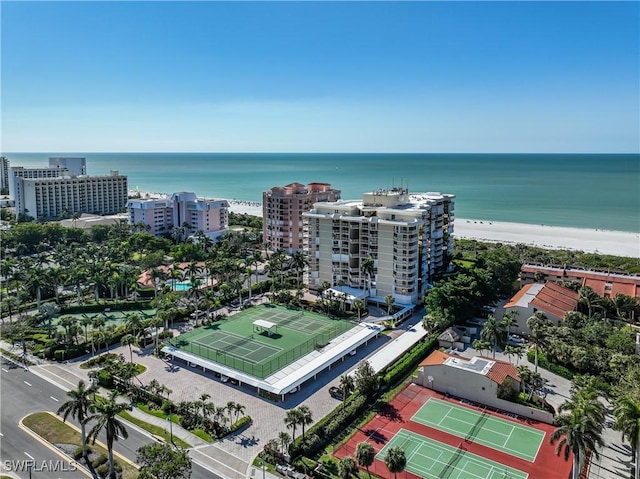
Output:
1,358,87,479
0,358,220,479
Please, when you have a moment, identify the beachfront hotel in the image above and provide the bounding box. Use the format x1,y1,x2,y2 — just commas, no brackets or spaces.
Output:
127,192,229,239
15,171,128,221
263,182,341,253
303,188,455,305
9,157,128,221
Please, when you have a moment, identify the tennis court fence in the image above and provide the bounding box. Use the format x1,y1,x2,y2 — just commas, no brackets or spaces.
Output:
179,321,353,378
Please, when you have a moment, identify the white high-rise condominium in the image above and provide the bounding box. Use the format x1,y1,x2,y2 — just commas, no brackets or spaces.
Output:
303,188,454,305
17,170,128,221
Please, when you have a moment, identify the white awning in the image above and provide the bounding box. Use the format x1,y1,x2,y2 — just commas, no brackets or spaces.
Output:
253,319,277,330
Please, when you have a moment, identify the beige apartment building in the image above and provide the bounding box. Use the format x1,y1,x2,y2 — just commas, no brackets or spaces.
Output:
263,182,341,253
303,188,454,305
19,170,128,221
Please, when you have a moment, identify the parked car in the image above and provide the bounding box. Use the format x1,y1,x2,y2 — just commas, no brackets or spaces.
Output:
329,386,344,400
507,334,526,345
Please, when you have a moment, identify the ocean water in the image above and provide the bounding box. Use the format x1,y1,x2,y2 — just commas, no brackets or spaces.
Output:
3,153,639,233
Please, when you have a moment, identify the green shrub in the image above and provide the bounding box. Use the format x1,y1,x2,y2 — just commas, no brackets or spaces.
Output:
73,446,92,459
92,454,108,468
527,350,574,379
229,416,252,434
191,429,213,442
97,370,114,388
382,336,437,387
96,463,109,478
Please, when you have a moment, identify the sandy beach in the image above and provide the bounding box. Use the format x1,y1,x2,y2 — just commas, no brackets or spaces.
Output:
226,201,639,258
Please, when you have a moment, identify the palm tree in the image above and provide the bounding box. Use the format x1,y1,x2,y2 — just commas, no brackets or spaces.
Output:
291,250,307,287
121,334,136,363
613,396,640,479
527,313,550,373
355,442,375,477
226,401,236,425
502,310,518,336
340,374,355,408
86,392,130,479
472,339,491,357
297,405,313,439
338,457,358,479
233,403,246,422
384,294,394,317
284,409,302,440
578,286,602,318
481,316,506,359
361,258,375,298
198,393,212,418
504,345,523,365
57,380,98,461
352,299,366,322
550,412,604,479
125,312,143,339
278,431,292,454
384,446,406,479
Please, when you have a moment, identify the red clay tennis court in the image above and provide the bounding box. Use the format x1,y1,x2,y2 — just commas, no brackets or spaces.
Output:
335,383,572,479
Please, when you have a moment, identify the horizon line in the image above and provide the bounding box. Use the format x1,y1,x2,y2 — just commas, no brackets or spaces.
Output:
2,151,639,155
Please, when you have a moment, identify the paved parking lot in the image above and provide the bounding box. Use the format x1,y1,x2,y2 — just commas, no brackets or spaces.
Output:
48,320,392,476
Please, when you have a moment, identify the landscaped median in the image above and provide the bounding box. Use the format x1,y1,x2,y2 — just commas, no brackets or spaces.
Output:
21,411,139,479
117,410,190,448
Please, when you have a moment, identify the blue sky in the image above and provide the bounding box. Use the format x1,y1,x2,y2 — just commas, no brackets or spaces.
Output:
1,1,638,153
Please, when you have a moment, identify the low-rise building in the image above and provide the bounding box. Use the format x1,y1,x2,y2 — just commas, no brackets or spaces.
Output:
414,350,553,423
504,281,579,331
521,264,640,299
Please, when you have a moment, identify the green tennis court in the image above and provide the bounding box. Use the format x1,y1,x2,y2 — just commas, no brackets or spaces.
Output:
411,398,544,462
191,330,282,364
167,304,355,378
243,306,329,335
377,429,528,479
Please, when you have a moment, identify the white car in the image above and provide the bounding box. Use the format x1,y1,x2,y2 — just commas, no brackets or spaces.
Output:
508,335,526,345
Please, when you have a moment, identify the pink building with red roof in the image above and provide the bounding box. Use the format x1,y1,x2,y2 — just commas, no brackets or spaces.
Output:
521,264,640,299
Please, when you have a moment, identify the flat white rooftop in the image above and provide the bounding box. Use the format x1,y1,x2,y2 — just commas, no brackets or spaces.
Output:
162,322,383,397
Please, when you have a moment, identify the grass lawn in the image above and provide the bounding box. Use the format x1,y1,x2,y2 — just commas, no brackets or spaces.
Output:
22,412,139,479
118,411,190,448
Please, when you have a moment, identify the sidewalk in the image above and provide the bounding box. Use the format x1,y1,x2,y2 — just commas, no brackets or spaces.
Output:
0,340,225,475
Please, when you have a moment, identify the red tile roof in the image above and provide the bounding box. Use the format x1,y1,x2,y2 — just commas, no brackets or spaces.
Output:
419,350,453,367
521,265,640,299
505,283,535,308
530,281,579,319
486,360,521,386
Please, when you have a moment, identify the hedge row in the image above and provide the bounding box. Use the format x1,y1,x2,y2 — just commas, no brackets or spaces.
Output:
382,335,438,387
527,350,575,380
290,394,368,458
229,416,252,434
61,300,153,314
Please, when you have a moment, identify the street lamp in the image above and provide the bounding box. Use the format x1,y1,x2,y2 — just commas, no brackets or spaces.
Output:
167,414,173,444
258,460,265,479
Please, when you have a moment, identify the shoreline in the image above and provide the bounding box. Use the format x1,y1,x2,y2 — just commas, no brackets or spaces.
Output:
226,203,639,258
130,192,639,258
